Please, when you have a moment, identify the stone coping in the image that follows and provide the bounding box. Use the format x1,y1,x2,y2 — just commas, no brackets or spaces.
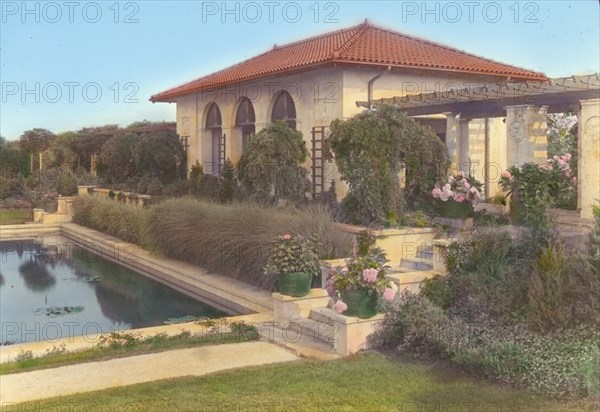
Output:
314,307,385,325
272,289,329,302
333,223,437,236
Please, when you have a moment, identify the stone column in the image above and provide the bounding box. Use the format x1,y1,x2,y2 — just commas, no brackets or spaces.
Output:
505,105,548,167
458,118,471,174
578,98,600,220
444,112,462,172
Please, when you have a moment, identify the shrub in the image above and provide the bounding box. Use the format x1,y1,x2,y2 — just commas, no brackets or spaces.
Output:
72,197,148,245
372,293,600,397
219,159,237,203
237,121,311,204
144,198,351,289
329,104,448,226
527,243,570,333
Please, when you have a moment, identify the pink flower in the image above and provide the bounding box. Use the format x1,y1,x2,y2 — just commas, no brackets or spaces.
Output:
457,171,465,177
282,234,292,240
501,170,512,179
383,288,395,302
565,153,572,162
453,193,465,203
326,282,336,295
333,300,348,314
572,176,577,184
463,181,471,190
432,187,442,198
362,268,379,283
341,267,348,273
448,175,455,183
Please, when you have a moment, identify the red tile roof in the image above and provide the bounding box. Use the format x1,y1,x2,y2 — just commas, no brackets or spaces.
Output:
151,22,547,102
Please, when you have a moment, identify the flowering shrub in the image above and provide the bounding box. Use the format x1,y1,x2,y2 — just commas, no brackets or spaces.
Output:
499,156,577,214
431,171,483,203
264,234,320,277
0,197,32,209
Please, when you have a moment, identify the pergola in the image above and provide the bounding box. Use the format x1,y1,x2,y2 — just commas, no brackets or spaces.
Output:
357,74,600,219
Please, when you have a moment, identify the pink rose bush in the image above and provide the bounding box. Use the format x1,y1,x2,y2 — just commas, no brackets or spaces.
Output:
431,172,483,203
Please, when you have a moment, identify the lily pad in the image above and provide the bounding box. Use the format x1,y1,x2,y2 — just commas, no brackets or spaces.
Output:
34,306,85,317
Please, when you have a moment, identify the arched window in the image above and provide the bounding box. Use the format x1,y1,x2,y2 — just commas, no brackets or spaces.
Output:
271,91,296,130
205,103,222,175
236,97,255,150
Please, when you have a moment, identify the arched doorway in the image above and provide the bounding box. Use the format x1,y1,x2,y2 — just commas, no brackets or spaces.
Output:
205,103,222,175
236,97,256,150
271,91,297,130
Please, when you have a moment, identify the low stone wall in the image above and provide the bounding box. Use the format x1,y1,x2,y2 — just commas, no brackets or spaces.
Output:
334,223,438,265
78,185,151,207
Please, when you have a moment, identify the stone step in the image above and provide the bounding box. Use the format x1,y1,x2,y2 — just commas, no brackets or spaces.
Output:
399,258,433,271
289,318,335,346
416,248,434,260
309,307,336,324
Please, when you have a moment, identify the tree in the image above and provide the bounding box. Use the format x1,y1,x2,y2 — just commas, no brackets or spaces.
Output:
237,121,311,203
132,129,185,183
70,125,120,172
18,128,56,172
96,133,139,183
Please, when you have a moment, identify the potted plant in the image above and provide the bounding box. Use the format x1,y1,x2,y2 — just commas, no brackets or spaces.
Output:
326,233,395,319
265,234,320,297
431,171,483,218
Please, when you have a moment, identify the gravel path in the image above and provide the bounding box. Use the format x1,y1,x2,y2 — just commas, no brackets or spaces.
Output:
0,341,299,404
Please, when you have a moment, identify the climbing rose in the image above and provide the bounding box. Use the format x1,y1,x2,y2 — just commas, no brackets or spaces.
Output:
383,288,395,302
362,268,379,283
334,300,348,314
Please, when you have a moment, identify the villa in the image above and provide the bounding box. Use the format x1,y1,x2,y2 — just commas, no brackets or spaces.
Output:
151,21,599,218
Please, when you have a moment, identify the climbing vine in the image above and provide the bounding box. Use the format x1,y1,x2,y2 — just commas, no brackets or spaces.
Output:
329,105,449,226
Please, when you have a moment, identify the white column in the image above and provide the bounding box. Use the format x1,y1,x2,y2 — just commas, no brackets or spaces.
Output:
578,98,600,219
505,105,548,167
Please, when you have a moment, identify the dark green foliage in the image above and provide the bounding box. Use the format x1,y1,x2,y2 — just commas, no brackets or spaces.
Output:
132,129,185,184
188,161,204,197
96,133,138,183
329,105,448,226
473,209,510,226
237,121,310,204
218,159,236,203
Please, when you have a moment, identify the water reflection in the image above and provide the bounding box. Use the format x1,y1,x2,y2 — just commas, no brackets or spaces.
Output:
18,259,57,291
0,239,227,344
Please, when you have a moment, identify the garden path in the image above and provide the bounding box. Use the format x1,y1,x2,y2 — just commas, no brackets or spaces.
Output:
0,341,299,404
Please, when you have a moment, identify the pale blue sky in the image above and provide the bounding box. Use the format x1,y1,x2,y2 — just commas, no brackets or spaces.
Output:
1,0,599,139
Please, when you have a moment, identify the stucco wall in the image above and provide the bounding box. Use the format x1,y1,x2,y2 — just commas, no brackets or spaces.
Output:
174,66,516,201
175,67,343,172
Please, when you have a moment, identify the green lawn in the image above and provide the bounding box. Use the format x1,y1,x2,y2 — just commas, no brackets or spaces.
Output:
17,352,591,411
0,208,32,224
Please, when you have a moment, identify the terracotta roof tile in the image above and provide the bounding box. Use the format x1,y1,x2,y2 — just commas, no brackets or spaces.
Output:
151,22,546,102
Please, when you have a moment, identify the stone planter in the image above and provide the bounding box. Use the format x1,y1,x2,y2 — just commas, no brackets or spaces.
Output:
276,272,312,297
435,198,471,218
341,288,378,319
